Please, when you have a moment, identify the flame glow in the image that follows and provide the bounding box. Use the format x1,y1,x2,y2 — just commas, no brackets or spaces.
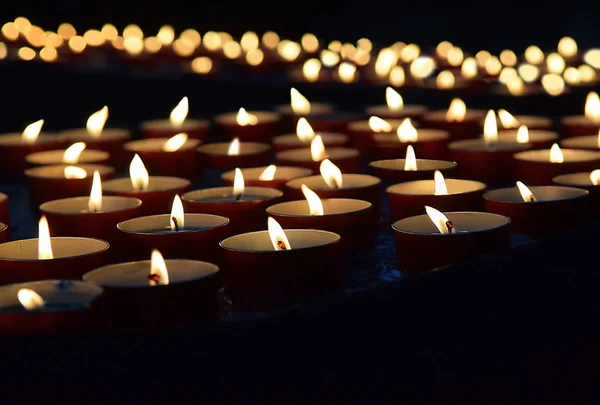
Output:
385,87,403,111
446,98,466,122
558,37,578,58
18,288,45,311
397,118,418,143
268,217,292,251
410,56,436,79
169,97,188,128
38,215,53,260
425,205,455,234
434,170,448,196
550,143,564,163
290,88,311,115
338,62,356,83
130,154,149,191
64,166,87,179
162,133,188,152
498,109,519,128
541,74,565,96
301,184,324,216
88,170,102,212
296,118,315,142
590,169,600,185
518,63,540,83
368,116,392,133
585,92,600,122
228,138,240,156
149,249,170,286
525,45,544,65
546,52,566,74
483,110,498,146
389,65,405,87
22,119,44,144
236,108,258,126
516,125,530,144
170,195,185,231
320,159,343,189
404,145,417,171
311,135,327,161
436,70,455,89
259,165,277,181
516,181,536,202
62,142,86,164
86,106,108,138
303,58,321,82
233,168,245,199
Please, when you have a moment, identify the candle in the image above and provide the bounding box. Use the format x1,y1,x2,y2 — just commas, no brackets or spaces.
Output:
560,129,600,151
272,117,348,152
196,138,272,170
276,135,360,173
25,141,110,167
392,207,510,272
387,170,486,221
40,171,142,244
498,125,558,149
288,59,330,83
25,163,116,210
365,87,427,120
347,116,407,154
221,165,312,190
59,106,131,168
0,280,103,335
420,98,486,141
0,216,110,284
554,170,600,218
449,110,530,183
83,249,220,328
140,96,211,141
103,154,190,215
182,168,283,234
561,91,600,137
514,143,600,185
0,119,62,173
214,107,281,142
123,133,201,179
267,185,374,247
0,192,8,227
372,118,450,160
219,217,342,308
493,109,552,131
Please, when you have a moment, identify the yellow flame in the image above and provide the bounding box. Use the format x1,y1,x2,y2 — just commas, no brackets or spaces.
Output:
191,56,213,74
68,36,86,53
498,109,519,128
302,58,321,82
301,184,324,216
436,70,455,89
368,116,392,133
144,37,162,54
203,31,222,51
240,31,259,52
515,125,529,144
460,57,478,79
563,67,581,85
507,77,525,96
425,205,455,234
389,65,405,87
579,64,597,83
550,143,564,163
123,36,144,55
101,24,118,41
162,133,188,152
320,49,340,67
88,170,103,212
311,135,327,161
320,159,343,188
1,22,19,41
404,145,417,171
484,56,502,75
518,63,539,83
433,170,449,196
558,36,577,58
236,108,258,126
338,62,356,83
259,165,277,181
64,166,87,179
57,22,76,40
18,288,45,311
436,41,453,58
357,38,372,52
446,98,466,122
157,25,175,45
228,138,240,156
149,249,169,286
585,92,600,122
546,52,566,74
374,48,397,77
290,88,311,115
169,97,188,128
38,215,53,260
86,106,108,138
62,142,86,164
583,49,600,68
268,217,292,251
233,168,245,199
484,110,498,146
525,45,544,65
397,119,418,142
170,195,184,231
500,49,517,66
447,46,464,66
301,33,319,52
296,118,315,142
590,169,600,185
223,40,242,59
516,181,536,202
475,50,491,67
245,48,264,66
410,56,436,79
130,154,149,191
22,119,44,144
385,87,403,111
261,31,280,49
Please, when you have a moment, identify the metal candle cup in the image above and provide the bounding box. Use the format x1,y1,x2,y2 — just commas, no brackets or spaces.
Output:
498,129,558,149
103,176,190,216
272,132,348,152
372,129,450,160
140,118,211,141
561,135,600,151
197,142,272,170
392,212,510,272
182,186,283,234
387,179,486,221
365,104,428,120
124,138,201,180
221,166,313,190
514,148,600,185
25,149,110,167
220,229,342,309
0,133,62,174
0,192,8,226
0,280,103,335
347,119,406,154
83,259,220,328
369,159,458,183
214,111,281,142
276,147,360,173
554,172,600,218
0,237,110,284
420,109,486,141
484,186,589,238
560,115,600,138
59,128,131,168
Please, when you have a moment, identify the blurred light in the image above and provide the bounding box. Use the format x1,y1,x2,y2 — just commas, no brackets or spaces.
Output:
191,56,213,74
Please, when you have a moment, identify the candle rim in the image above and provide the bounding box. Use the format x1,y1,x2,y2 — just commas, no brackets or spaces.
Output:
24,163,115,179
103,175,190,193
0,237,109,262
197,141,271,155
39,195,142,215
365,104,428,114
0,132,61,145
387,178,486,196
140,117,210,129
514,147,600,162
273,132,348,142
553,171,600,186
267,198,372,217
276,146,359,160
483,185,589,204
392,211,510,236
124,137,201,152
422,108,486,122
275,102,335,116
25,148,110,164
369,159,457,172
215,110,281,124
448,139,531,151
117,213,230,234
182,186,283,202
220,228,341,253
221,166,313,181
286,173,380,190
58,127,131,140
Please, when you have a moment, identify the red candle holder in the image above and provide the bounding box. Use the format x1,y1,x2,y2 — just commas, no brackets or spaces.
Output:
0,223,8,243
83,259,220,329
0,237,110,284
498,129,558,149
59,128,131,168
514,148,600,185
371,129,450,160
197,142,272,170
484,185,589,238
365,104,428,121
369,159,458,183
272,132,348,152
420,110,486,141
0,133,63,174
221,166,313,190
553,172,600,218
392,212,510,272
123,138,201,180
276,147,360,173
346,118,405,154
220,229,342,309
25,148,110,167
0,192,8,226
140,119,211,141
560,115,600,138
560,134,600,151
214,111,281,142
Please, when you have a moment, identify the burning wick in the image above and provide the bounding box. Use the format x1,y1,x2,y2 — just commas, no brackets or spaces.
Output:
445,220,455,233
276,240,288,250
171,216,180,231
147,274,161,285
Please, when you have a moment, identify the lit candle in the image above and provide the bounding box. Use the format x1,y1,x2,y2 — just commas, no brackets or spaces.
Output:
420,98,486,141
214,107,281,142
561,91,600,137
276,135,360,173
365,87,427,120
493,109,552,131
560,128,600,151
272,117,349,152
221,165,313,190
372,118,450,160
196,137,272,170
497,125,558,149
554,169,600,218
140,96,211,141
25,141,110,167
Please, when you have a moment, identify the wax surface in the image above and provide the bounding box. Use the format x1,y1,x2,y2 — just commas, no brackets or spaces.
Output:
388,179,485,196
221,229,340,251
0,133,60,146
286,174,380,191
365,105,428,117
554,172,598,187
222,166,312,182
496,115,552,129
484,186,588,203
103,176,190,193
25,164,114,179
26,149,109,165
449,139,530,152
215,111,280,125
60,128,130,142
273,133,347,146
514,148,600,163
184,186,281,202
393,212,510,234
125,138,200,152
374,129,448,144
498,130,558,144
423,109,486,123
277,147,358,161
118,213,229,234
0,237,108,260
561,135,600,149
370,159,457,172
197,142,271,155
347,119,407,133
268,198,371,216
40,196,141,214
275,103,334,116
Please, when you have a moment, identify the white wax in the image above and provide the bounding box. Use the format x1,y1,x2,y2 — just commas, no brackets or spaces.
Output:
124,138,200,152
220,229,340,251
103,176,190,193
40,196,141,214
393,212,509,234
183,187,282,203
0,237,109,260
118,213,229,234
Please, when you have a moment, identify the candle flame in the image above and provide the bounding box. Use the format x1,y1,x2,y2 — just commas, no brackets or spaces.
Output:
290,88,311,115
170,195,184,231
130,154,149,191
162,133,188,152
149,249,169,286
385,87,403,111
296,118,315,142
259,165,277,181
434,170,448,196
320,158,343,189
302,58,321,82
585,92,600,122
410,56,436,79
389,65,405,87
516,181,536,202
38,215,53,260
338,62,357,83
88,170,103,212
425,205,456,234
461,57,478,78
233,168,245,199
550,143,564,163
525,45,544,65
86,106,108,138
18,288,45,311
311,135,327,161
267,217,292,251
301,184,324,216
169,97,189,128
368,116,392,133
236,108,258,126
498,109,519,128
22,119,44,144
515,125,529,144
62,142,86,164
228,138,240,156
483,110,498,146
558,36,578,58
404,145,417,171
64,166,87,179
436,70,455,89
446,98,466,122
590,169,600,185
397,118,418,143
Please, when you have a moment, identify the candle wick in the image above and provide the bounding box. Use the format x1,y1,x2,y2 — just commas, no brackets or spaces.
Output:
445,220,455,233
277,240,288,250
529,195,535,202
171,216,180,232
148,273,160,286
235,194,242,202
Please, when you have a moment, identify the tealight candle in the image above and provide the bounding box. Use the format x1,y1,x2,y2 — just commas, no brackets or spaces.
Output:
123,133,201,179
392,207,510,272
372,118,450,160
214,107,281,142
561,91,600,137
0,192,8,226
0,280,103,335
554,170,600,218
272,117,348,152
493,109,552,131
0,216,110,284
449,110,530,183
40,171,142,244
103,155,190,215
420,98,487,141
25,164,116,210
369,146,458,183
365,87,427,120
484,181,589,237
285,159,381,212
514,143,600,185
220,217,342,308
497,125,558,149
59,106,131,168
140,96,211,141
221,165,312,190
560,129,600,151
182,169,283,234
0,119,62,173
196,138,272,170
83,249,220,328
276,135,360,173
346,116,406,154
25,142,110,167
387,170,486,221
